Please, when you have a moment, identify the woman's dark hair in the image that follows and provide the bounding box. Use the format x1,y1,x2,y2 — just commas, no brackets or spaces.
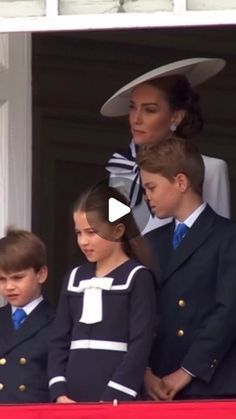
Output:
73,183,152,267
149,75,204,138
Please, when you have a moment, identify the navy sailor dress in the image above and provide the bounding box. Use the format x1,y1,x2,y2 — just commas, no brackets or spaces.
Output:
48,259,156,402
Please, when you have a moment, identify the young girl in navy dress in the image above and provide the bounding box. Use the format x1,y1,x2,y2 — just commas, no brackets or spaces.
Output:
48,184,156,403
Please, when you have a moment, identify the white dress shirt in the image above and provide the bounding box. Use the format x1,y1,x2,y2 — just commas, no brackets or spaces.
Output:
12,295,44,315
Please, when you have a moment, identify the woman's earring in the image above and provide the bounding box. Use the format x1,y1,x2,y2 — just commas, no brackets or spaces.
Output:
170,123,177,132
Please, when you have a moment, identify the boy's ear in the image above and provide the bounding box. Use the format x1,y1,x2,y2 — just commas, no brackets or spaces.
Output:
37,266,48,284
175,173,189,192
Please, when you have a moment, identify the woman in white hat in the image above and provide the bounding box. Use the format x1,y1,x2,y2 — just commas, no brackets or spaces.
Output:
101,58,230,234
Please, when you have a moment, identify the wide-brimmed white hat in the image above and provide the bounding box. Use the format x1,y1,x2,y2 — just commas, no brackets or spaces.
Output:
100,57,225,117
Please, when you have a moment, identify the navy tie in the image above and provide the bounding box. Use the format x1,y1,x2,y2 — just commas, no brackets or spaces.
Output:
173,223,189,250
12,308,27,330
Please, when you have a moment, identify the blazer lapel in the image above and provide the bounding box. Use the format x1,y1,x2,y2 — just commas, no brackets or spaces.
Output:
146,222,175,287
0,304,15,343
0,300,54,356
164,205,217,281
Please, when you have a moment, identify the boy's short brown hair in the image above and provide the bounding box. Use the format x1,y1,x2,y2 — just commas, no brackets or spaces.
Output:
137,136,205,195
0,228,47,273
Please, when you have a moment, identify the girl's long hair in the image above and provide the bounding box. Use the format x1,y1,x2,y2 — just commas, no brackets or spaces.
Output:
73,183,152,268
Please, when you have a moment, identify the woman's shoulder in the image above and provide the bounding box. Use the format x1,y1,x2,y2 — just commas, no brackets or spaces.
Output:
202,154,228,170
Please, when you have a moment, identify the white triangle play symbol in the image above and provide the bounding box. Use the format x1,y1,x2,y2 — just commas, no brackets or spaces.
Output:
108,197,131,222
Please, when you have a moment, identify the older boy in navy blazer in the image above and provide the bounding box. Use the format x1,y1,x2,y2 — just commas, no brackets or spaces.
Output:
137,137,236,400
0,228,54,403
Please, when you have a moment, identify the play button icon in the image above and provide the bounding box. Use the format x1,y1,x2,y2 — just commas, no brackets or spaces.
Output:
84,178,150,241
108,198,131,222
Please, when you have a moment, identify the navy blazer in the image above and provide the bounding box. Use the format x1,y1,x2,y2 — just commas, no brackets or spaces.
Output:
0,299,55,403
146,205,236,397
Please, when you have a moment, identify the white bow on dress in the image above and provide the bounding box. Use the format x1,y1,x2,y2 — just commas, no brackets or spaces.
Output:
78,277,114,324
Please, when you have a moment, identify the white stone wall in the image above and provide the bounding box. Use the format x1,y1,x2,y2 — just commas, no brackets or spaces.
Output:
188,0,236,10
0,0,236,31
0,0,236,19
0,0,45,17
59,0,172,14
